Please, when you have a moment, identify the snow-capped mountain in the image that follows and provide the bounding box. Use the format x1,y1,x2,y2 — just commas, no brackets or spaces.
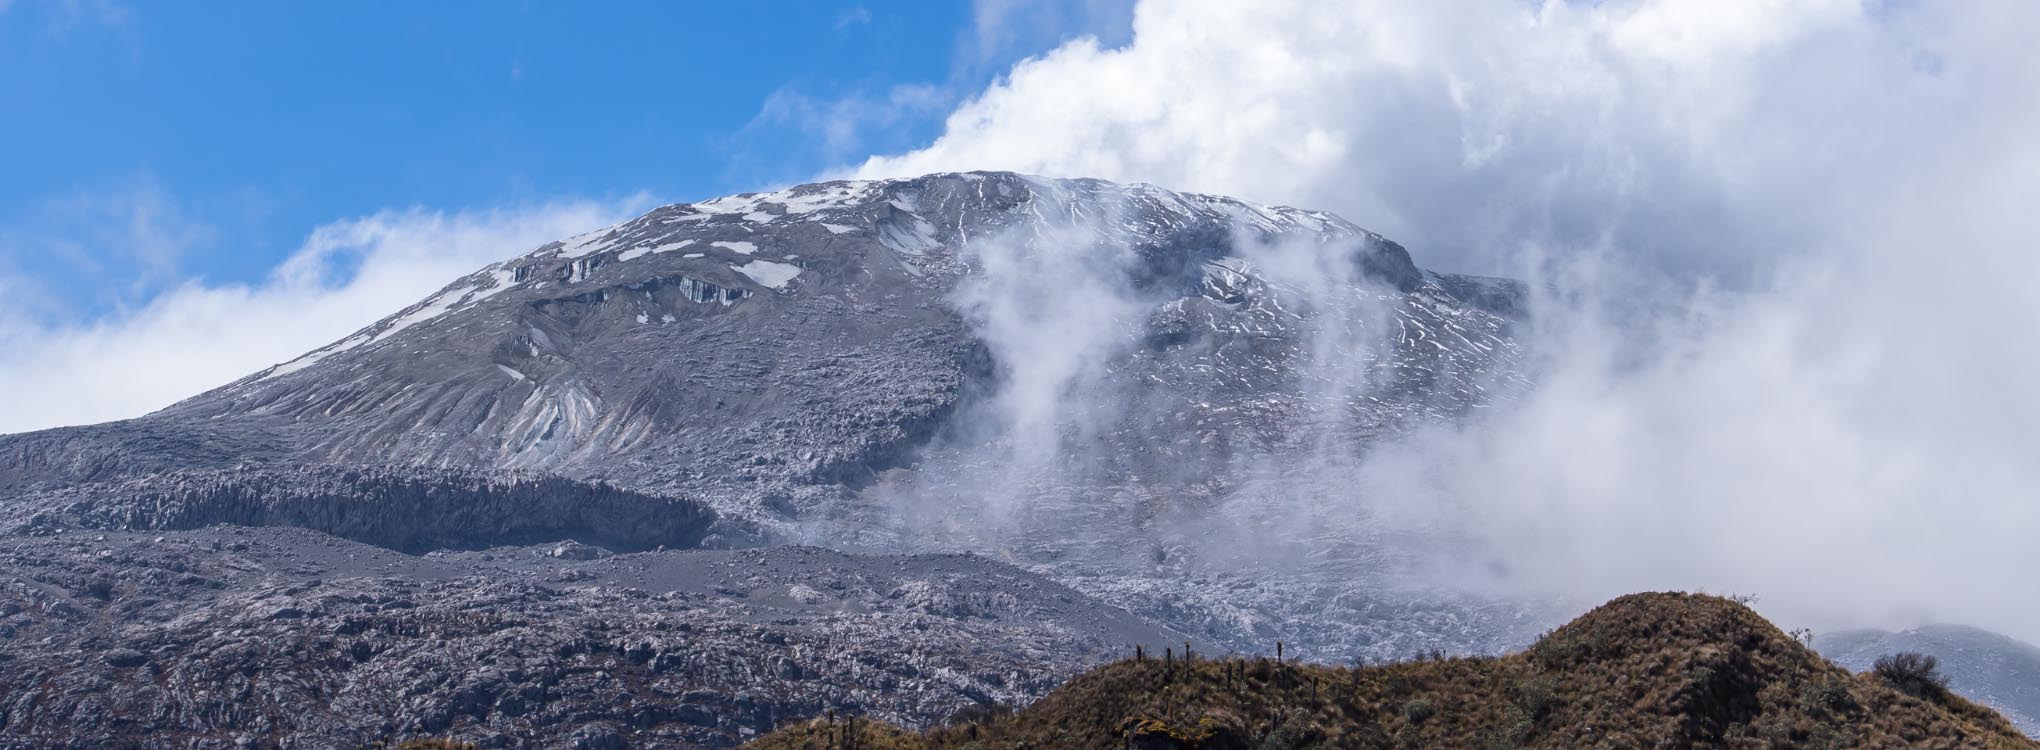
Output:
0,173,1542,747
5,172,1526,541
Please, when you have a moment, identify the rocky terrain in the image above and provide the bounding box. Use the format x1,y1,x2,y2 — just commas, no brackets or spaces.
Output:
0,526,1172,748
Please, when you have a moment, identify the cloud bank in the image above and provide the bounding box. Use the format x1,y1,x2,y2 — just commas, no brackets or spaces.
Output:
0,199,648,434
858,0,2040,640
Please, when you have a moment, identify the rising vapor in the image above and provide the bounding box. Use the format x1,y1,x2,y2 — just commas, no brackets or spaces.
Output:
853,0,2040,641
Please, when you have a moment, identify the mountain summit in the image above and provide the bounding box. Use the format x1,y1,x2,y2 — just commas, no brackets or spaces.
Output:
3,172,1522,529
0,173,1540,747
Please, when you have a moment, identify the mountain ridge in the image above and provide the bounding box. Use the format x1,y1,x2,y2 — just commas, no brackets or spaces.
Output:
750,593,2038,750
1,171,1526,532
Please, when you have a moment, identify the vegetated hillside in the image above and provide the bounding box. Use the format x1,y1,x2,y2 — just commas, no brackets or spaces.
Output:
1819,625,2040,738
749,593,2037,750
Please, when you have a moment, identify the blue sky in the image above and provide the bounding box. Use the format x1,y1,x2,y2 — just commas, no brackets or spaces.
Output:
0,0,1128,318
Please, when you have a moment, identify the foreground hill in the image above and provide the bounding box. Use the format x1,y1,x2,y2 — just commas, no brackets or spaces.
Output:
750,593,2036,750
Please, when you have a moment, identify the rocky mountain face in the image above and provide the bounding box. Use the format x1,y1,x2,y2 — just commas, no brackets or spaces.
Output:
2,173,1521,514
0,172,1545,747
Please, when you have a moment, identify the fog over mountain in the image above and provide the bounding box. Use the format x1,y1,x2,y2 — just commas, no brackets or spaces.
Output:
0,172,1554,746
853,0,2040,643
2,0,2037,746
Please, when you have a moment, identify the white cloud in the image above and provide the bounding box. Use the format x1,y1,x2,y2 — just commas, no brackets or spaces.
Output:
857,0,2040,639
0,178,215,311
0,198,649,434
856,0,1993,280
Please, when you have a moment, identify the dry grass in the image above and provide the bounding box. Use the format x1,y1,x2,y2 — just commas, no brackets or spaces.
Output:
355,739,478,750
748,593,2038,750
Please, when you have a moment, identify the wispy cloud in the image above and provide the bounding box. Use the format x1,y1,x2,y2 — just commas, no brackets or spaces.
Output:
0,177,214,316
833,6,872,31
852,0,2040,640
748,83,948,165
3,0,136,34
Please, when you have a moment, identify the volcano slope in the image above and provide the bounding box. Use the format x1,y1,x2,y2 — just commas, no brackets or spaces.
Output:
0,172,1522,517
0,171,1538,747
0,172,1540,663
750,593,2038,750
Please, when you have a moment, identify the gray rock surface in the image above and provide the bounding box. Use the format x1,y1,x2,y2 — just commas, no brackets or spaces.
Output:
0,527,1171,748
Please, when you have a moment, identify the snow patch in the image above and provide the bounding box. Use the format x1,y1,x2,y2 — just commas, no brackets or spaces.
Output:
733,259,802,290
711,240,758,255
617,239,696,262
693,193,766,215
777,182,874,214
821,223,857,234
261,332,371,381
556,226,620,258
375,287,466,341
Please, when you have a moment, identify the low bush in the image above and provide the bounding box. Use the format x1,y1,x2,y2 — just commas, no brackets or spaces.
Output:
1873,652,1949,699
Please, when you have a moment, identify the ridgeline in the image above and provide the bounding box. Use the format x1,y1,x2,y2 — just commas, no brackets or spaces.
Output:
749,593,2036,750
